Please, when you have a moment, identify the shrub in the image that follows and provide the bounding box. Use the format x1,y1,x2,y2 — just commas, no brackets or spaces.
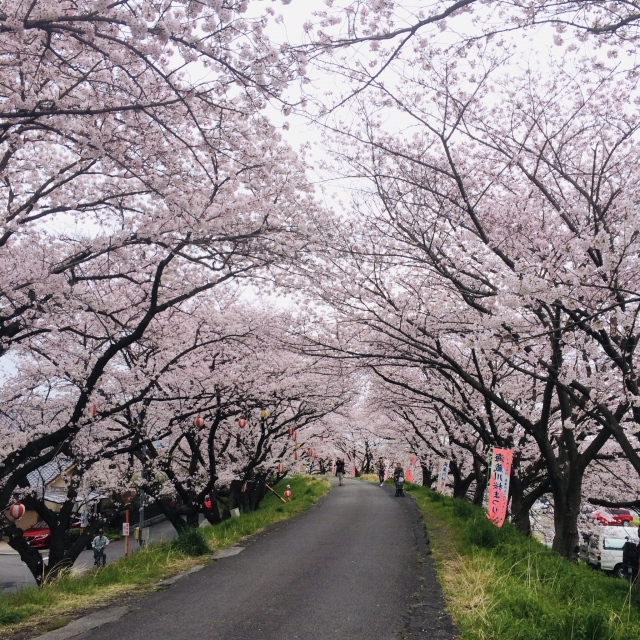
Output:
170,527,210,557
452,499,476,520
466,515,502,549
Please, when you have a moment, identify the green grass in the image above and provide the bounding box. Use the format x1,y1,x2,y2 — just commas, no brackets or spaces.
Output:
0,475,330,638
404,483,640,640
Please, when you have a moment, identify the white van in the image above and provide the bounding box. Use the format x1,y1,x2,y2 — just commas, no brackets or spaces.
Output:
581,526,639,577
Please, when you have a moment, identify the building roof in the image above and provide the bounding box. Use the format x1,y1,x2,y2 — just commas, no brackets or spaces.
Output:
26,458,74,488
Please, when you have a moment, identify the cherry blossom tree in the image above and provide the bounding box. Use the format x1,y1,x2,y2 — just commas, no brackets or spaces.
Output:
302,46,640,558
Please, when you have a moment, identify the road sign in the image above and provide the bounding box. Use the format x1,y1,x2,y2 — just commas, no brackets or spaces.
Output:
122,522,130,536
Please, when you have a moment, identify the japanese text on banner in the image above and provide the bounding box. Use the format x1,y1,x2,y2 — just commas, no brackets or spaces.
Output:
486,448,513,528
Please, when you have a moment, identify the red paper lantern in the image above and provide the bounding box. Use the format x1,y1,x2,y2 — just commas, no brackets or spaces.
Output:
292,430,297,442
306,449,313,457
313,452,317,460
288,427,295,437
238,418,247,428
284,488,292,499
88,403,97,418
9,503,25,520
277,462,284,474
294,450,298,460
194,416,205,429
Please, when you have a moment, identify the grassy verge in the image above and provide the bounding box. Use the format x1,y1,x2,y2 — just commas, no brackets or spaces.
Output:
404,483,640,640
0,475,330,639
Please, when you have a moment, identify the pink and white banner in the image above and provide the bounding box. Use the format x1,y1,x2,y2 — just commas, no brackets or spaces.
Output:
486,448,513,528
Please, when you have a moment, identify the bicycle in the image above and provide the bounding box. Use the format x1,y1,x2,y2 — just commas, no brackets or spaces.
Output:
93,547,106,567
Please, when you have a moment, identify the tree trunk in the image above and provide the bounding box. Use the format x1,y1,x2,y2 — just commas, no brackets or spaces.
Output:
228,476,269,514
157,499,192,533
450,461,475,499
550,470,584,561
509,474,532,536
471,457,487,506
421,464,436,488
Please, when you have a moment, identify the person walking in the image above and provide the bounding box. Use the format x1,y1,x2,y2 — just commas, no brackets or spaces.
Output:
622,535,639,581
376,458,386,486
92,528,109,567
393,463,405,497
336,458,346,486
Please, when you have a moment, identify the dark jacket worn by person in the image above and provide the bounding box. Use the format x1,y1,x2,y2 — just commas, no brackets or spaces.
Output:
623,540,639,567
336,460,346,474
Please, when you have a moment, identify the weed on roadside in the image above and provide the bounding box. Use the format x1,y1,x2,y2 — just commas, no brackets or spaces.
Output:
405,484,640,640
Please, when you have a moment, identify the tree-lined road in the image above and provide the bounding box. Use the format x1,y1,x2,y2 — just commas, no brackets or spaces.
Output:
69,480,457,640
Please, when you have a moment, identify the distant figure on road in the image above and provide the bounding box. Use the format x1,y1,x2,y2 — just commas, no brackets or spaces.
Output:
92,528,109,567
393,463,405,497
336,458,346,486
376,458,386,486
623,536,639,581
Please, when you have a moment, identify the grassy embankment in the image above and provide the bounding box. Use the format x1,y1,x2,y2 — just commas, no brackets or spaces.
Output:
0,475,329,638
403,483,640,640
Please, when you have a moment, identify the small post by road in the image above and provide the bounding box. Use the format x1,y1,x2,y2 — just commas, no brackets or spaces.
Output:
139,446,147,548
124,508,130,557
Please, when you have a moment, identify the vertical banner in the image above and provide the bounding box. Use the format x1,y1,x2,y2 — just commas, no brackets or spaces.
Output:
384,459,390,480
331,458,336,476
350,457,356,477
406,456,416,483
486,448,513,527
436,458,450,494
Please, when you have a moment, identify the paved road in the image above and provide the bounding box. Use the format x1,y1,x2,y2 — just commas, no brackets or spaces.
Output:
72,479,457,640
0,519,179,594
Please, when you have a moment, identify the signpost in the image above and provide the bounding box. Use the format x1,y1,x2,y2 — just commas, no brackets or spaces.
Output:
122,522,130,537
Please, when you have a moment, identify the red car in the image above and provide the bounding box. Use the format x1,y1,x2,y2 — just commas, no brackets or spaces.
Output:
22,517,81,549
592,508,634,526
22,521,51,549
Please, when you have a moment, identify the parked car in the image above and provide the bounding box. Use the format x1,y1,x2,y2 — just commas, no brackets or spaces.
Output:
22,521,51,549
22,517,81,550
591,508,634,526
581,526,639,577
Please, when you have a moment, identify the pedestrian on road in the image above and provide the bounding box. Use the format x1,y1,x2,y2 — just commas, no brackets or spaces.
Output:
376,458,386,486
623,536,639,581
92,528,109,567
336,458,346,486
393,463,405,497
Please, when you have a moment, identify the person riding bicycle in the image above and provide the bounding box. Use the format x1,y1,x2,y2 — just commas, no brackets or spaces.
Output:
393,463,405,497
92,528,109,567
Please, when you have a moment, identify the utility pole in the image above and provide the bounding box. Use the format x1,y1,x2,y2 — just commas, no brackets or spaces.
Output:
138,445,147,548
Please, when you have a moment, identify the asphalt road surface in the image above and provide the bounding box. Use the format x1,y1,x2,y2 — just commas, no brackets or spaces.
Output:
72,478,457,640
